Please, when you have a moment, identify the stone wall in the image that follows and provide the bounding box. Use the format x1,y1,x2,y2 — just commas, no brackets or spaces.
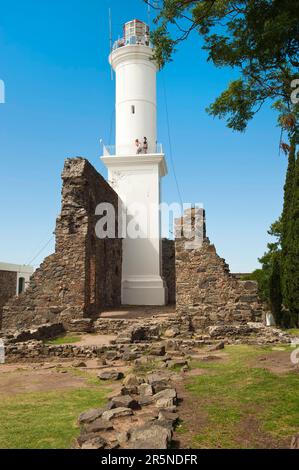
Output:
0,270,17,328
162,239,176,305
2,158,122,331
3,323,65,344
175,208,264,330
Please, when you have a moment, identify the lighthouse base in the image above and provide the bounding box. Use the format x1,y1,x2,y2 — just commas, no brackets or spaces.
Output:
122,276,168,306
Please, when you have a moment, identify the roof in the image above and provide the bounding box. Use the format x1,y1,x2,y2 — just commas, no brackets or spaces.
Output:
125,19,146,25
0,262,34,274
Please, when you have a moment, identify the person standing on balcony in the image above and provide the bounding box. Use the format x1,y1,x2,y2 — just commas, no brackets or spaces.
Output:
135,139,142,154
143,137,148,154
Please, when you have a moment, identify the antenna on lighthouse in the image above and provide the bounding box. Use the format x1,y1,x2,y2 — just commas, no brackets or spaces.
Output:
108,7,113,81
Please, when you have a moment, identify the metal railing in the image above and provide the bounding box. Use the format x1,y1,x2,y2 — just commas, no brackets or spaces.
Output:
112,35,153,51
103,143,163,156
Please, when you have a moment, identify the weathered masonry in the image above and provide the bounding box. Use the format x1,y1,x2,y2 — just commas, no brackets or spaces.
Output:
0,263,33,329
2,158,122,331
175,208,263,329
1,160,264,333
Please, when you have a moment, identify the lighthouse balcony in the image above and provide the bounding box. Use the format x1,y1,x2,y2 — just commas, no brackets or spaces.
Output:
101,144,168,178
103,143,164,157
113,36,153,50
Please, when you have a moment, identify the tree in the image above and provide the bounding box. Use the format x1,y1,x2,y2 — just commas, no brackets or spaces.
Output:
281,149,299,325
146,0,299,134
147,0,299,321
280,142,296,312
243,268,270,305
246,218,282,309
247,152,298,327
269,252,283,325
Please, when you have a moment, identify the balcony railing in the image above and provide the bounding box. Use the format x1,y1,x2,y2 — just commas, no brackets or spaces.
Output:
112,35,153,51
103,143,163,156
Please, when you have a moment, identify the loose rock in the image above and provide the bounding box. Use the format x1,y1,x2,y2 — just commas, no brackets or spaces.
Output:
123,373,142,388
146,373,170,393
72,361,87,368
149,344,166,356
84,418,113,434
78,408,105,425
208,341,225,351
102,407,133,421
138,383,153,397
111,395,139,410
81,436,107,449
164,327,180,338
129,423,171,449
98,370,124,381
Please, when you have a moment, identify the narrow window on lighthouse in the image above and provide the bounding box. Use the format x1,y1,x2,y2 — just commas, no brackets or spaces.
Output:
131,105,135,114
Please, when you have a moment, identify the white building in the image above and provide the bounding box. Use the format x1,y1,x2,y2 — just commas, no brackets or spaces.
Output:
101,19,168,306
0,262,34,295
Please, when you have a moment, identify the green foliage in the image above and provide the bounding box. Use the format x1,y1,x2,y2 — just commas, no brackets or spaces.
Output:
242,269,269,304
247,144,298,325
148,0,299,134
245,218,282,308
287,154,299,317
281,142,296,240
208,79,258,132
269,253,283,325
285,328,299,336
148,1,299,319
281,147,299,325
45,335,81,345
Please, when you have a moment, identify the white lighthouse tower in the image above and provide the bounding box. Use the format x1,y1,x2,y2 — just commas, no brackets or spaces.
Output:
101,19,168,306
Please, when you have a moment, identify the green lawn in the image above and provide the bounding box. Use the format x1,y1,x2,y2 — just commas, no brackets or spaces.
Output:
0,387,108,449
182,345,299,448
285,329,299,337
45,335,81,345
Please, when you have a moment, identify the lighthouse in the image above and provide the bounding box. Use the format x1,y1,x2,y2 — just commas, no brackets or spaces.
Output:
101,19,168,306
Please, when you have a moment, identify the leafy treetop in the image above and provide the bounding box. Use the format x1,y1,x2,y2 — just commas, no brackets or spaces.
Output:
146,0,299,137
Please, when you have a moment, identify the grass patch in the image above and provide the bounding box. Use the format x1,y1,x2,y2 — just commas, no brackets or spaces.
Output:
0,386,109,449
175,420,188,435
45,335,81,345
185,345,299,448
57,367,100,386
284,329,299,337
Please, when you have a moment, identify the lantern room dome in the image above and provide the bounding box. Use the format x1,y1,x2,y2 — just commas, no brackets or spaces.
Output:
113,19,151,50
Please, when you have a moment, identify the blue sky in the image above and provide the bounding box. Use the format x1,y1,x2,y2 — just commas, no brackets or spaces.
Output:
0,0,287,272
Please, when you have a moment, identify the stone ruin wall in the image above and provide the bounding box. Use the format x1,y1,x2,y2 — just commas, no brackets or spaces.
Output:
162,239,176,305
1,159,265,335
0,270,17,329
175,208,264,330
1,158,122,332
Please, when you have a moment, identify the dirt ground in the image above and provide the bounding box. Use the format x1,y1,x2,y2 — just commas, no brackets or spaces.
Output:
72,334,116,347
100,305,176,319
0,366,88,395
0,360,129,396
252,349,299,375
